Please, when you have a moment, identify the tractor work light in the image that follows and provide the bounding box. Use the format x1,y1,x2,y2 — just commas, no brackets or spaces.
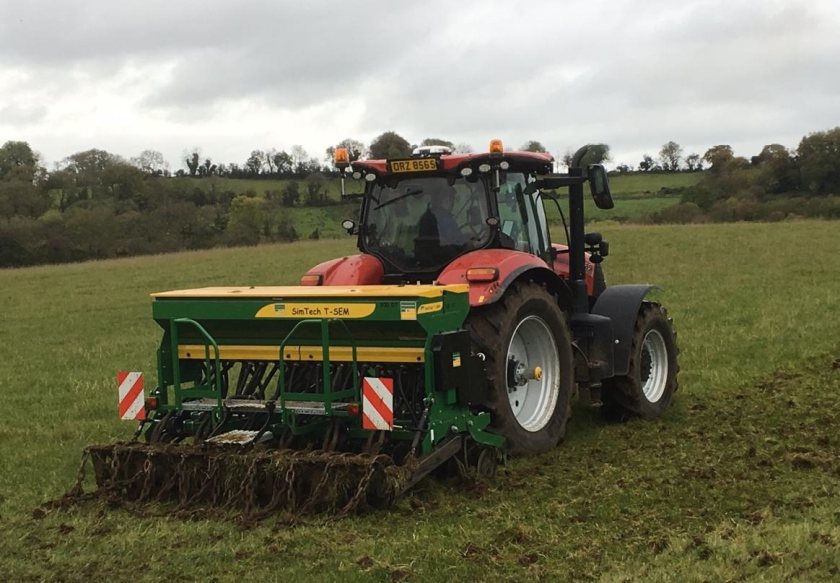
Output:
333,147,350,169
300,273,323,286
460,167,473,177
466,267,499,282
489,138,504,154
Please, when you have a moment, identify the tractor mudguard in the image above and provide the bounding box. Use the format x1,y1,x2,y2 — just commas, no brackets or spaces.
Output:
302,253,384,285
437,249,572,308
592,284,659,376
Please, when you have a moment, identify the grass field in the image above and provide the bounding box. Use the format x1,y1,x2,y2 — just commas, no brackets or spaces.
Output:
584,171,703,223
608,172,703,196
2,219,838,581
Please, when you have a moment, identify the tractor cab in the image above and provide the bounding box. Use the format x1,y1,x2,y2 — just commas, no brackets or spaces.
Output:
339,141,559,283
362,173,491,275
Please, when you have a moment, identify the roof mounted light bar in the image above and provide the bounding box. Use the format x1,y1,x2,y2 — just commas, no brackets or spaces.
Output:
411,145,453,157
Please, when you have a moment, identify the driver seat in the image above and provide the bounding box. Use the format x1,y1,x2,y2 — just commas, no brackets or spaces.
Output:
414,206,442,263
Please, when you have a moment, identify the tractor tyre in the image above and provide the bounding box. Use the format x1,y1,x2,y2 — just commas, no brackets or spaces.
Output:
602,302,679,419
466,282,573,455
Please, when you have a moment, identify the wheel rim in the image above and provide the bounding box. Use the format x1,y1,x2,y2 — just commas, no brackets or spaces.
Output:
640,329,669,403
505,315,560,432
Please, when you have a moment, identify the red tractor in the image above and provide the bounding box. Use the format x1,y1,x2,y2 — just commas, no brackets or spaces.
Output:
302,141,680,454
71,140,680,514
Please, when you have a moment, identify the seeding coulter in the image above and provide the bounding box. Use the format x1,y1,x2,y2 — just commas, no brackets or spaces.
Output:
79,141,679,516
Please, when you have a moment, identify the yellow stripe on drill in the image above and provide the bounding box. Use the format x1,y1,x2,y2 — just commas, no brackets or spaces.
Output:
153,284,468,299
178,345,425,363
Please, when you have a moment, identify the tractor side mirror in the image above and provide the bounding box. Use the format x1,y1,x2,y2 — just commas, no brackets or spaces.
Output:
588,165,614,210
341,219,357,235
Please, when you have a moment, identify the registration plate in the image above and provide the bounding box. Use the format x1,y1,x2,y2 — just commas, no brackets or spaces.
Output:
389,158,439,173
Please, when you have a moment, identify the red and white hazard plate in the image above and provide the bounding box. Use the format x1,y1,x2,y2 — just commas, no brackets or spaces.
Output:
118,371,146,421
362,377,393,431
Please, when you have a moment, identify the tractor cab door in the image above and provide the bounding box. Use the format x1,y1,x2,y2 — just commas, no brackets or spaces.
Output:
496,172,552,263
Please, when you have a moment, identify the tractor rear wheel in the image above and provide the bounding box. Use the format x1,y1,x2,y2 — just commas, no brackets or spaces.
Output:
466,282,573,455
602,302,679,419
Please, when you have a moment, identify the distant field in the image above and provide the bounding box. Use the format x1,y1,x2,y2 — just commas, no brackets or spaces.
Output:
285,204,358,239
608,171,703,196
177,171,704,233
582,195,676,224
582,171,704,223
179,171,702,199
2,220,839,581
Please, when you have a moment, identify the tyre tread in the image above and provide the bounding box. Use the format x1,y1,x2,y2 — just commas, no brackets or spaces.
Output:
465,281,574,454
603,301,679,419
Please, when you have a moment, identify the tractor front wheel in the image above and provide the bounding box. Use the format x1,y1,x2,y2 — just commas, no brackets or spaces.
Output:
603,302,679,419
467,282,573,455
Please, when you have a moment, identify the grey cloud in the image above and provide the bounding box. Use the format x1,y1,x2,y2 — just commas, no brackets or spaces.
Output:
1,0,839,165
0,103,47,125
1,0,440,110
369,0,840,158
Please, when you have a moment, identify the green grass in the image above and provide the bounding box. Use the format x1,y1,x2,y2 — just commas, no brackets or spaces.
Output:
2,220,839,581
583,195,678,224
608,171,703,196
283,204,359,239
580,172,705,224
581,172,704,223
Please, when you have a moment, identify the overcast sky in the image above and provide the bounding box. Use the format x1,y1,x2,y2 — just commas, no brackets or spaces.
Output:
1,0,838,170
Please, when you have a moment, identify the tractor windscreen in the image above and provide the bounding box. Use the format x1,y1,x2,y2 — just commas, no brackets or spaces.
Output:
364,176,492,272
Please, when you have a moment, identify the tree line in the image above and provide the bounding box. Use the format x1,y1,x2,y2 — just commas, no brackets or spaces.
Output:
650,128,840,223
600,141,702,174
175,134,609,178
0,142,351,268
175,134,470,179
0,131,539,269
2,128,839,268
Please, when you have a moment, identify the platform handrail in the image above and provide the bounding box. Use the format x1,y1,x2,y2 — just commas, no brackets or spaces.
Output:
277,318,360,415
170,318,222,411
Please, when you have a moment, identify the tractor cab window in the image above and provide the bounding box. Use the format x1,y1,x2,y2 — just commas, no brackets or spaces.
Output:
533,192,553,253
496,172,546,256
364,176,492,273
